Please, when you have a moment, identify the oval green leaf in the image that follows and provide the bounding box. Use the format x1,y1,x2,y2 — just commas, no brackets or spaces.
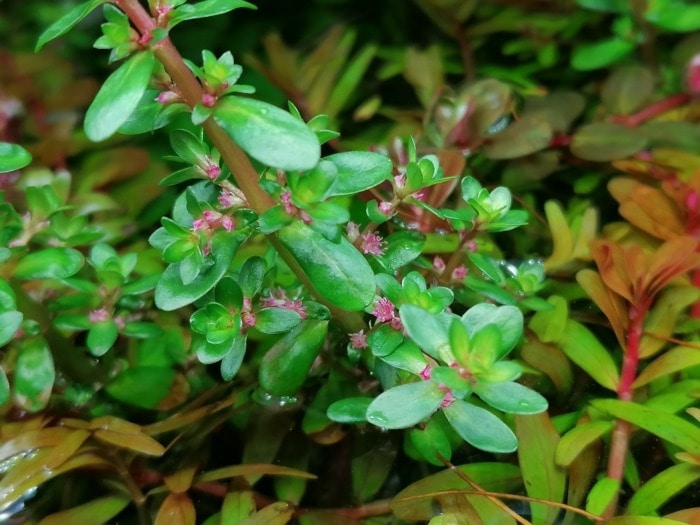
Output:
476,381,548,414
400,304,450,360
462,304,523,358
278,221,374,311
155,231,246,311
601,65,655,115
571,38,635,70
325,151,393,196
482,118,553,160
626,463,700,516
86,319,119,357
13,248,84,280
35,0,107,51
0,311,22,347
14,338,55,412
443,399,518,453
85,51,156,142
366,380,444,429
0,143,31,173
559,320,619,391
555,420,614,467
327,397,372,423
39,495,131,525
106,367,177,409
214,96,320,171
571,123,648,162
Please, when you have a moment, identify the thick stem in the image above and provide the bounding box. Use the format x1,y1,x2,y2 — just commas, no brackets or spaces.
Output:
114,0,365,333
611,93,691,127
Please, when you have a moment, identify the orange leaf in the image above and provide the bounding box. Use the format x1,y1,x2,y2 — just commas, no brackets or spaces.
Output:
155,493,196,525
590,240,634,303
643,236,700,298
576,269,628,348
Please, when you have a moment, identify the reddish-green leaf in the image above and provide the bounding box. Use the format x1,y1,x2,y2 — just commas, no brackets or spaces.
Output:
571,123,647,161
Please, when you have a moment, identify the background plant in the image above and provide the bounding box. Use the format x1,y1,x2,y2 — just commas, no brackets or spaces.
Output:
0,0,699,524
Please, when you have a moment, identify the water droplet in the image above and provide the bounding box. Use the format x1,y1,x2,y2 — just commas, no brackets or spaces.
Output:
367,411,388,426
253,390,301,411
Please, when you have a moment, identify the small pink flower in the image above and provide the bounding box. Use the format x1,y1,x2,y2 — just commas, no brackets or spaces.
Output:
433,256,446,273
465,240,478,253
156,90,181,105
202,210,220,222
412,189,427,202
360,231,386,256
283,299,307,319
349,330,367,349
218,188,246,209
420,365,432,380
192,218,208,231
280,191,296,215
346,221,360,242
393,174,406,190
220,215,234,231
686,191,699,214
439,387,455,408
201,92,217,108
89,308,110,323
242,311,256,328
452,265,468,281
373,297,396,323
204,163,221,180
378,201,393,215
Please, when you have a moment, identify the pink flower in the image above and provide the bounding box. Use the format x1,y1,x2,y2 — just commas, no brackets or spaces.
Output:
204,163,221,180
349,330,367,349
220,215,234,231
433,256,446,273
242,311,256,328
378,201,393,215
156,90,181,105
452,265,468,281
465,240,478,253
89,308,110,323
373,297,396,323
202,210,220,222
280,191,296,215
218,188,246,209
360,231,386,256
393,174,406,190
420,365,432,380
439,386,455,408
192,218,208,231
201,92,217,108
412,189,427,201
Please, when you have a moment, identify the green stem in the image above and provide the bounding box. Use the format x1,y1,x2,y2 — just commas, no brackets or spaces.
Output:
114,0,365,333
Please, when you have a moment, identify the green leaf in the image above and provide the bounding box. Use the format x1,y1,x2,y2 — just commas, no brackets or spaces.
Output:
476,382,548,415
515,413,566,525
366,380,445,429
327,397,372,423
367,323,404,357
633,345,700,387
325,151,393,197
591,399,700,454
559,320,619,391
409,417,452,466
576,0,629,12
169,0,256,28
586,476,620,516
155,231,246,311
571,123,648,161
35,0,107,51
0,311,22,347
278,221,374,311
377,231,426,273
255,308,302,334
400,304,450,360
605,518,691,525
86,320,119,357
555,420,614,467
214,96,320,171
13,248,85,280
0,368,8,406
39,495,130,525
482,118,553,160
443,399,518,453
258,320,328,397
529,295,568,343
14,338,55,412
106,367,177,409
571,38,635,70
85,51,156,142
0,143,31,173
626,462,700,516
646,4,700,32
194,336,235,364
462,304,523,358
220,336,246,380
602,65,655,115
238,256,266,297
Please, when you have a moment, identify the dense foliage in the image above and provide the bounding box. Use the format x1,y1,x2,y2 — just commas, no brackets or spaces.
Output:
1,0,700,523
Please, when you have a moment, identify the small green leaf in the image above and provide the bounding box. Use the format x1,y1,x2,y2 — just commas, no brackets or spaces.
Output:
169,0,256,29
13,248,85,280
443,399,518,453
258,320,328,397
591,399,700,454
14,338,55,412
377,231,426,273
601,65,655,115
0,143,31,173
571,123,648,161
85,51,156,142
367,323,404,357
529,295,568,343
155,231,246,311
559,320,619,391
366,380,445,429
462,304,523,358
327,397,372,423
106,367,177,409
626,462,700,516
555,420,614,467
86,320,119,357
214,96,320,171
0,311,22,347
239,256,265,297
325,151,393,196
400,305,450,360
0,368,10,406
571,38,635,70
36,0,107,51
476,382,548,414
482,118,553,160
586,476,620,516
647,4,700,32
409,417,453,466
220,336,246,380
255,308,302,334
278,221,374,311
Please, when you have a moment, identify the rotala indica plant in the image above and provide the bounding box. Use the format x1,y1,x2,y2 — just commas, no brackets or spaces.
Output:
1,0,700,523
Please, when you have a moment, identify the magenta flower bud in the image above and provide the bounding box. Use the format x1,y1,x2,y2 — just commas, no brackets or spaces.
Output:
201,92,217,108
378,201,393,215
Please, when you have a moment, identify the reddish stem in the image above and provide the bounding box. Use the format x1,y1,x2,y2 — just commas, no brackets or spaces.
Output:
610,93,692,127
549,133,571,148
